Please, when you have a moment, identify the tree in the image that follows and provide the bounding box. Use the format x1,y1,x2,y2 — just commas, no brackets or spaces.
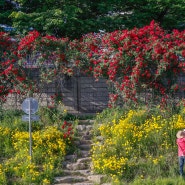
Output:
0,0,15,27
5,0,185,39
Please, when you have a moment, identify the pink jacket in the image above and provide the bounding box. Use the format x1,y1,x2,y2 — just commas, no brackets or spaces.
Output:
177,138,185,156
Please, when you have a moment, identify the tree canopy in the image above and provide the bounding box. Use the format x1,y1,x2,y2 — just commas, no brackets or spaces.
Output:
0,0,15,27
1,0,185,38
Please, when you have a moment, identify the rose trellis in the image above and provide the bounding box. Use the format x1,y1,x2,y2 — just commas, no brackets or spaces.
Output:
1,21,185,109
16,31,76,107
0,32,26,104
0,30,75,105
17,30,74,81
71,21,185,107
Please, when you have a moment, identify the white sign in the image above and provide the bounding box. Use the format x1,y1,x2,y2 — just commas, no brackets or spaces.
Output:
21,97,39,162
22,115,39,122
22,98,38,115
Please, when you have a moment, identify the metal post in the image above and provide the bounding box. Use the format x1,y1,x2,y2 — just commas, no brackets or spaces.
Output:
29,99,32,162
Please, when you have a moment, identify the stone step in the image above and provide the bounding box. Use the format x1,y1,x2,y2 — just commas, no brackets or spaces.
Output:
66,161,90,171
54,182,94,185
76,125,93,132
78,144,91,151
65,155,78,161
77,131,92,137
76,157,91,163
95,136,104,141
65,150,91,159
71,182,94,185
80,134,92,140
78,150,91,158
74,139,92,145
55,175,109,185
80,140,92,145
64,156,91,163
78,120,95,125
87,175,108,184
62,162,91,170
54,176,88,184
62,169,92,177
65,157,91,171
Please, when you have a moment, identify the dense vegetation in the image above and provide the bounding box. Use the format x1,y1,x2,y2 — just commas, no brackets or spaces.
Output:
1,2,185,184
1,0,185,38
0,106,77,185
91,106,185,184
1,21,185,109
1,104,185,184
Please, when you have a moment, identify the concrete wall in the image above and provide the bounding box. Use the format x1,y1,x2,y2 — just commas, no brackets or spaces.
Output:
62,75,109,113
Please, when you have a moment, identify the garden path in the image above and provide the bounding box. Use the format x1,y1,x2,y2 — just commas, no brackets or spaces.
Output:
54,119,111,185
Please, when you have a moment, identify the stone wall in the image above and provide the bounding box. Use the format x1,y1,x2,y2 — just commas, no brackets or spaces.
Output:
4,70,185,114
3,73,109,114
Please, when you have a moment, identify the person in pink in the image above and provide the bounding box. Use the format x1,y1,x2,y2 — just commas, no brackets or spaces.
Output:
176,130,185,176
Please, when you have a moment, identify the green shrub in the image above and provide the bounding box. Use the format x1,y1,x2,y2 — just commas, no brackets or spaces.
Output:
0,107,76,184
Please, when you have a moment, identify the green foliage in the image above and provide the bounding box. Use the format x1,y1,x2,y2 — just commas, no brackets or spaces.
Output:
130,177,185,185
2,0,185,38
0,109,22,124
0,108,76,184
0,0,14,25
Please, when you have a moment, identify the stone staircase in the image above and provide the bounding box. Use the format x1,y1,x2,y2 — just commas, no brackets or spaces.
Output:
54,120,111,185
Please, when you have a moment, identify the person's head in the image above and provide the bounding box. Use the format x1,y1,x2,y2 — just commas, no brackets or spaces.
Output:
176,130,185,139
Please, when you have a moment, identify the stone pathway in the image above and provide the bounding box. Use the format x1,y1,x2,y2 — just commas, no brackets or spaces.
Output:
54,120,111,185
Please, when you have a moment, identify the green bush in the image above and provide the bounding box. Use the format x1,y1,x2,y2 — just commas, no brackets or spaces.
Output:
0,108,76,185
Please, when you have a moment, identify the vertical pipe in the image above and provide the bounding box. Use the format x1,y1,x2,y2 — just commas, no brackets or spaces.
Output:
29,99,32,162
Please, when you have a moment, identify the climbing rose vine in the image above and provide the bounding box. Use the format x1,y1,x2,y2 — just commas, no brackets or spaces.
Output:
0,31,74,103
70,21,185,107
2,21,185,108
0,32,26,103
17,31,74,83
